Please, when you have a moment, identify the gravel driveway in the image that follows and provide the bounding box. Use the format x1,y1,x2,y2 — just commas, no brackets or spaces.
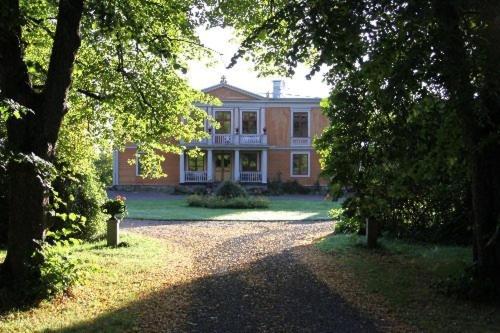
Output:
123,219,379,332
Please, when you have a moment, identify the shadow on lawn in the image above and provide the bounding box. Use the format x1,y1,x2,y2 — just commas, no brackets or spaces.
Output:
51,246,379,333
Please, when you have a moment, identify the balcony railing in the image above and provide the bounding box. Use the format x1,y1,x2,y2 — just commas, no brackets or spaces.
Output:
291,137,311,146
240,171,262,183
213,134,234,145
185,171,208,183
185,133,267,146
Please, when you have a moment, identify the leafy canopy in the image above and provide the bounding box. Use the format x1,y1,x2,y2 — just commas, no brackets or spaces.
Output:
13,0,221,177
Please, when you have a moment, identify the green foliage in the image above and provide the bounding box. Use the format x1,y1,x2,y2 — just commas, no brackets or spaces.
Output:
330,208,363,235
213,0,480,245
94,150,113,187
35,241,84,299
215,181,248,198
267,179,310,195
102,196,128,218
50,167,108,241
187,194,269,209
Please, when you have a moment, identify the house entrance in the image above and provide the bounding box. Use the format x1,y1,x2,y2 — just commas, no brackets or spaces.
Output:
215,153,232,182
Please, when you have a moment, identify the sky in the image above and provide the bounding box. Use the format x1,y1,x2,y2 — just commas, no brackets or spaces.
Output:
185,27,330,98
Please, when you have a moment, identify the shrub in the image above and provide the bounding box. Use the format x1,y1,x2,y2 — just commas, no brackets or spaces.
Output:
50,168,108,241
268,179,310,195
215,181,248,198
36,241,84,299
187,195,269,209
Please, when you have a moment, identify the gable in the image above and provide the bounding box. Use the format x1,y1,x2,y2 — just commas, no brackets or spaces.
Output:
206,86,256,101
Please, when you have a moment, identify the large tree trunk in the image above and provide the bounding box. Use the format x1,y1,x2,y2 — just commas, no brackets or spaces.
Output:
0,0,84,285
434,0,500,287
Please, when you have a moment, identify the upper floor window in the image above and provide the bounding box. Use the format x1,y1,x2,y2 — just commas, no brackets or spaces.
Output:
292,111,309,138
187,154,205,171
241,111,258,134
215,111,232,134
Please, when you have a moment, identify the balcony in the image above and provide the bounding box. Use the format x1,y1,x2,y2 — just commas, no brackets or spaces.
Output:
291,137,311,146
185,133,268,146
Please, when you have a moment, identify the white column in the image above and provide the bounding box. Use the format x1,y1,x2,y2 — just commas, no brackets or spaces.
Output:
112,150,119,186
260,107,266,133
207,149,213,182
179,152,185,183
261,150,268,184
234,150,240,182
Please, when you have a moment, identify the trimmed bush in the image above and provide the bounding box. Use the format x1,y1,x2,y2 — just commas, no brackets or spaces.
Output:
215,180,248,198
187,194,269,209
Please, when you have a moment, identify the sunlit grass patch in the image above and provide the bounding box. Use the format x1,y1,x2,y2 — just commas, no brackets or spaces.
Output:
0,233,181,332
126,197,341,221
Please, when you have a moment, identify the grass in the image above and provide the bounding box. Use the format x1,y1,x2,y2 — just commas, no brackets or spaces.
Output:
126,197,340,221
0,233,179,332
315,234,500,332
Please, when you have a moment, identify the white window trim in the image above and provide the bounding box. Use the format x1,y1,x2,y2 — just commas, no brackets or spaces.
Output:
213,108,234,134
290,151,311,177
240,151,260,172
135,152,144,176
290,109,311,138
239,109,260,135
186,153,207,172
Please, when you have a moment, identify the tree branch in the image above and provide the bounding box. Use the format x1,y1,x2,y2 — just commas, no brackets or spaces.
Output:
41,0,84,147
0,0,37,107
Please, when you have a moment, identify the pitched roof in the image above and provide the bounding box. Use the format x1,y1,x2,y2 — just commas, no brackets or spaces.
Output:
202,82,265,100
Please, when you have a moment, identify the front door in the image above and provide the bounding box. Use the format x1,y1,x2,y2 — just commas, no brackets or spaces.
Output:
215,153,232,182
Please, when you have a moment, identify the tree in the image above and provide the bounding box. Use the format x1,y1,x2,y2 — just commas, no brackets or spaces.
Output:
0,0,214,285
208,0,500,286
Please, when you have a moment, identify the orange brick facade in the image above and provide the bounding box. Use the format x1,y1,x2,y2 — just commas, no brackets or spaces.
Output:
114,82,329,188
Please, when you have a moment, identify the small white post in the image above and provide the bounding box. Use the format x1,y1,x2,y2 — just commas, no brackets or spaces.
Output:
179,152,185,183
234,150,240,182
207,149,213,182
261,150,268,184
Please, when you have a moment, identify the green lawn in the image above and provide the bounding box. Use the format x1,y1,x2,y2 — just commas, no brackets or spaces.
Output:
315,234,500,332
0,233,176,332
126,197,340,221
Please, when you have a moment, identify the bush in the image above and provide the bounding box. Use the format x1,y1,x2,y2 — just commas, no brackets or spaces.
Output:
187,194,269,209
215,181,248,198
36,241,84,299
50,167,108,241
267,179,310,195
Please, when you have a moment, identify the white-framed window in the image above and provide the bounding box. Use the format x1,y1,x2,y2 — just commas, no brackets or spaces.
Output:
214,109,232,134
291,109,310,138
135,152,144,176
290,151,310,177
240,110,259,134
241,152,260,172
187,154,206,171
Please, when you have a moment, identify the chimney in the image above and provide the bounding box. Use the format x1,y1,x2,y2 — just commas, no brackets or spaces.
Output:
272,80,284,98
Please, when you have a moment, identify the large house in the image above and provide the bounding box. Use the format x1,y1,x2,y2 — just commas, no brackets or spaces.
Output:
112,78,329,190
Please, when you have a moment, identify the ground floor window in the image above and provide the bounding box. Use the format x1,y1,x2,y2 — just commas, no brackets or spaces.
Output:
187,154,205,171
241,152,259,172
291,152,310,177
136,152,144,176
